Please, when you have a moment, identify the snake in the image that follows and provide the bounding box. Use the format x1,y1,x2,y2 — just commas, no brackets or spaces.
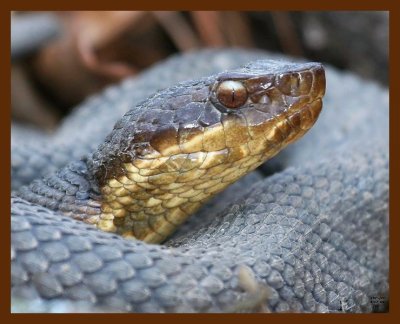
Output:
11,48,389,312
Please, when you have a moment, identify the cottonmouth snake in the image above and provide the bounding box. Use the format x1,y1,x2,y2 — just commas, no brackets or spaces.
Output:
11,50,389,312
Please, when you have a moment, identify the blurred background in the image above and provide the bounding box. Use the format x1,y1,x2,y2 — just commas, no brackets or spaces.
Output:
11,11,388,130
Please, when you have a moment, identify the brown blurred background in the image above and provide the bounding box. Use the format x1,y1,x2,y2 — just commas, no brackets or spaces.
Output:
11,11,388,130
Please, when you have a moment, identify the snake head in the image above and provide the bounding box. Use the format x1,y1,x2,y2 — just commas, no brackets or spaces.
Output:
88,60,326,242
205,60,326,158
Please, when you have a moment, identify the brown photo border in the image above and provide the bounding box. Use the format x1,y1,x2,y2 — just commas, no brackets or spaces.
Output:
1,1,398,323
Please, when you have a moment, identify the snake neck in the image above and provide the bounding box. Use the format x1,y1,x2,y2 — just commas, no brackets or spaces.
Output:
16,158,103,223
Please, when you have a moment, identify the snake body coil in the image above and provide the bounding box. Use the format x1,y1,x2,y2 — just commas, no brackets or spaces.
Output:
11,50,388,313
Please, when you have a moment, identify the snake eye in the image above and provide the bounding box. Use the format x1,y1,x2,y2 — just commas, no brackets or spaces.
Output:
216,81,248,109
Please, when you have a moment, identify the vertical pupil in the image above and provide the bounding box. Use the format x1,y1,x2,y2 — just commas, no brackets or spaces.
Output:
216,80,247,109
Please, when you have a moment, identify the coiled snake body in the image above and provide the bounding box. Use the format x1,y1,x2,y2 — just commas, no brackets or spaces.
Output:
11,50,389,313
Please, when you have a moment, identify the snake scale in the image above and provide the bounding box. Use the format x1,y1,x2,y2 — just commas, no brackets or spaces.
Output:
11,49,389,313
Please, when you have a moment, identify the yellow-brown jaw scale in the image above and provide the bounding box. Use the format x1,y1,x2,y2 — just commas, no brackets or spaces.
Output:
88,60,326,243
